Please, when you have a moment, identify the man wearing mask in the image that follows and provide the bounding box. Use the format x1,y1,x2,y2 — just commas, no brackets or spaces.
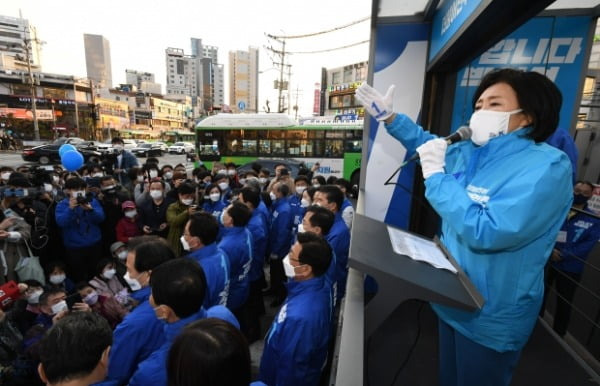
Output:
128,259,238,385
139,179,172,239
313,185,350,303
258,232,333,386
110,137,139,187
542,181,600,336
182,213,230,308
99,236,173,385
268,182,294,307
166,182,197,257
214,173,232,204
290,176,310,235
98,175,131,254
55,177,105,282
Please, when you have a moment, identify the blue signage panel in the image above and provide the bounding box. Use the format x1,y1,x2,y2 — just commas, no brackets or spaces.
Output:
450,16,592,134
238,101,246,111
429,0,484,63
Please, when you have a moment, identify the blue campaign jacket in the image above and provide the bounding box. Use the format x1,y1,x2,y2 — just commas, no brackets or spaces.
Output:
553,205,600,274
186,243,230,308
218,226,253,310
55,197,105,249
113,150,139,186
247,210,268,282
269,198,294,258
128,306,239,386
259,276,333,386
257,200,271,230
386,114,573,352
100,286,165,386
289,194,306,233
546,127,578,183
325,212,350,301
202,199,226,220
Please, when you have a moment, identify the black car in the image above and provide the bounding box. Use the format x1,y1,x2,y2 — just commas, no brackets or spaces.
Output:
235,159,304,178
21,141,102,165
131,143,164,157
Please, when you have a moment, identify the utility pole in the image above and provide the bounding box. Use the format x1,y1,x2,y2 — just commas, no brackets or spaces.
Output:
277,39,285,113
90,79,98,140
23,28,40,141
265,34,291,113
293,85,303,121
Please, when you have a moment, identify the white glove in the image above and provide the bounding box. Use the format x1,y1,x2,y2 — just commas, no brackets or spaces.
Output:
355,83,395,121
416,138,447,179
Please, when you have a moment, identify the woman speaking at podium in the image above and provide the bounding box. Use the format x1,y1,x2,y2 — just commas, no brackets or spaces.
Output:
356,69,573,386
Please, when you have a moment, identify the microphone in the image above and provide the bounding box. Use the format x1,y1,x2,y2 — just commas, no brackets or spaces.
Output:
402,126,472,165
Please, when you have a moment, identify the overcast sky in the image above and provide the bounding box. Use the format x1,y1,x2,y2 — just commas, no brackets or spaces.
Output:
2,0,371,115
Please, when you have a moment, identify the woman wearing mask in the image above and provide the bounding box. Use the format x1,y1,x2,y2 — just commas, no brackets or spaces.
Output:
201,183,226,221
115,201,141,243
89,258,132,310
45,261,75,294
0,193,32,285
77,282,128,329
356,69,572,385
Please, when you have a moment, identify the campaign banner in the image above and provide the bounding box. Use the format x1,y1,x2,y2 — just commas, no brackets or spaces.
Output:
450,16,593,134
588,184,600,215
364,23,429,229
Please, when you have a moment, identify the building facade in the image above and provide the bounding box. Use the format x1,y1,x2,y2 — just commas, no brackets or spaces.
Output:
125,69,162,94
165,47,197,97
0,15,42,72
84,34,113,88
228,47,259,113
323,61,368,119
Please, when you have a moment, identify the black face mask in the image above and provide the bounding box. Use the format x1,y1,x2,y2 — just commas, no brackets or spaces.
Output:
573,193,590,206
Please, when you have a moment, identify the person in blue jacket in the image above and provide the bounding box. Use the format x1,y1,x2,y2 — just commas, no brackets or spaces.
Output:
110,137,139,187
218,202,253,313
268,181,294,307
55,176,105,282
259,232,333,386
181,212,230,308
202,183,226,221
290,176,310,235
356,68,573,385
543,181,600,336
238,187,269,342
128,258,238,386
99,236,173,386
313,185,350,303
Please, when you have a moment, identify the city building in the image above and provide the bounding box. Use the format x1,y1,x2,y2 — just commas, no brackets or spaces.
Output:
84,34,113,88
0,14,42,72
165,47,197,97
322,61,368,119
125,69,162,95
228,47,259,113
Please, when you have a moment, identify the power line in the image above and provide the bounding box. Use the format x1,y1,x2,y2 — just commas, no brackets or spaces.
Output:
285,40,369,54
266,16,369,40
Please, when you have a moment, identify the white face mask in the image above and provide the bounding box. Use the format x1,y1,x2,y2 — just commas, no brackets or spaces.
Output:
239,178,247,185
300,198,310,208
51,300,68,315
124,271,142,291
50,274,66,285
137,175,144,182
117,250,128,260
84,291,99,305
163,172,173,180
269,192,277,201
113,144,124,151
217,169,227,175
27,289,43,304
296,186,307,195
0,172,11,181
125,209,137,218
52,175,60,184
312,183,320,188
149,170,159,178
92,172,104,178
181,198,194,206
180,235,191,251
218,182,229,191
150,190,163,200
44,183,53,193
469,109,522,146
102,268,116,280
283,254,299,278
258,177,267,185
210,193,221,202
297,223,305,233
227,169,236,176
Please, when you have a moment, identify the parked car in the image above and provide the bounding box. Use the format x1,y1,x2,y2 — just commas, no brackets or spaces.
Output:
236,159,304,178
153,142,169,152
22,140,103,165
122,139,137,150
131,143,164,157
168,142,195,154
76,141,112,154
54,137,85,146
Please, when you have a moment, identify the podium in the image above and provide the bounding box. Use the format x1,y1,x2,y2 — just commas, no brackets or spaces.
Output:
350,213,484,337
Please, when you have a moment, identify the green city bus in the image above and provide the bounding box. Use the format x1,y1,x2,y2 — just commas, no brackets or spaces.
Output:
195,113,363,186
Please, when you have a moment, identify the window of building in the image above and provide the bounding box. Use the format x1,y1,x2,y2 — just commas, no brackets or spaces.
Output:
343,68,353,83
331,71,341,85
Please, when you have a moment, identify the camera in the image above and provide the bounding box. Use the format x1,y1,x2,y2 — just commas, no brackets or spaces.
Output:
76,192,92,205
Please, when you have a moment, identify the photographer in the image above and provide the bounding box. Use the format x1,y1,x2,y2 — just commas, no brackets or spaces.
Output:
55,177,105,283
108,137,139,188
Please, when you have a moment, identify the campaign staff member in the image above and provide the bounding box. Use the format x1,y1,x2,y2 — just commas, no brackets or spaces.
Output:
356,69,572,386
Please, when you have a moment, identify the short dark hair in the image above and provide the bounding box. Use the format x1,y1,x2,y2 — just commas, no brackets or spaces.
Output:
45,260,67,276
188,212,219,245
297,232,332,277
111,137,124,145
178,182,196,195
150,259,206,319
276,182,290,197
64,177,87,190
95,258,114,277
335,178,351,192
259,168,270,177
473,68,561,143
39,312,112,384
294,175,310,185
312,175,326,185
167,318,250,386
130,236,174,273
305,205,335,235
149,179,166,189
306,186,317,201
99,175,115,185
226,202,251,227
39,287,66,307
239,187,260,209
326,176,338,184
317,185,344,212
576,180,594,192
75,281,93,292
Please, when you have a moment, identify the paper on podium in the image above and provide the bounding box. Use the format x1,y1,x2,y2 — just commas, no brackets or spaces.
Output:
387,226,457,273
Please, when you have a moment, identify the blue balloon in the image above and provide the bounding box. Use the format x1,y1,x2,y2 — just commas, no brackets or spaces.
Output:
61,150,84,172
59,144,76,157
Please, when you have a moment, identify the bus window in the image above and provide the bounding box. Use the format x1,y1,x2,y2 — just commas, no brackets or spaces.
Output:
324,140,343,157
288,139,314,156
345,140,362,153
308,130,325,139
325,130,345,139
259,139,285,156
224,130,257,156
